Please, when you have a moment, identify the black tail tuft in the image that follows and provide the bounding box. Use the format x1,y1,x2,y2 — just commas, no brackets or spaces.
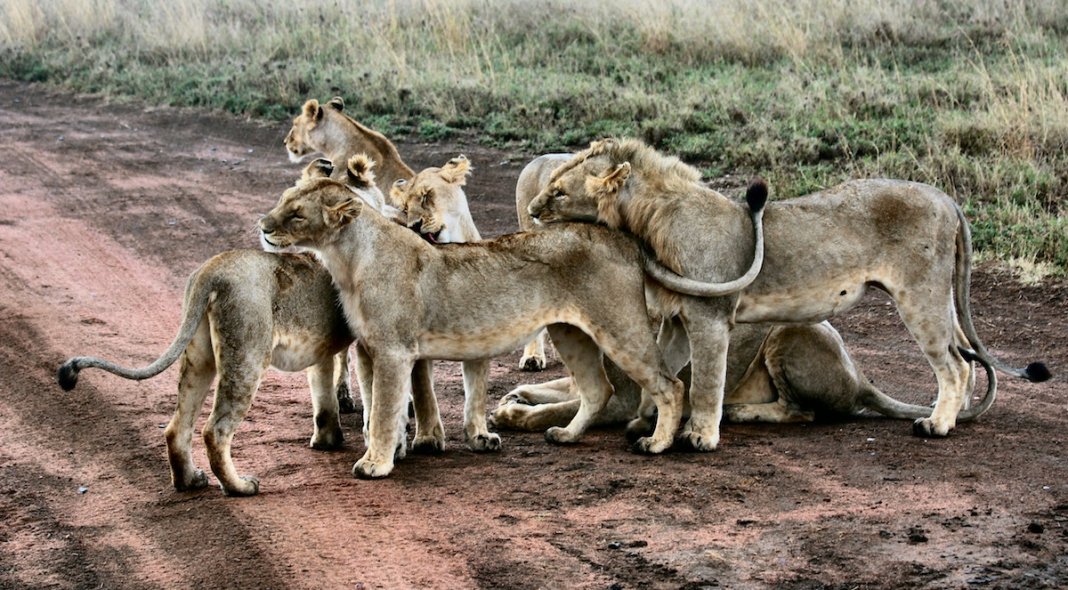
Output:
57,361,79,391
745,178,768,213
1024,362,1052,383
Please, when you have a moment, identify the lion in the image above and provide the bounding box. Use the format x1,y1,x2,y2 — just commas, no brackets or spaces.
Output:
389,154,482,244
53,158,447,497
513,154,573,371
258,170,766,478
57,249,366,497
527,138,1050,450
285,96,414,196
493,320,998,432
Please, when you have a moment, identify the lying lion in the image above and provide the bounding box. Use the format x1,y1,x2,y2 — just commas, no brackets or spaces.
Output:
258,171,765,477
528,138,1049,450
493,320,997,433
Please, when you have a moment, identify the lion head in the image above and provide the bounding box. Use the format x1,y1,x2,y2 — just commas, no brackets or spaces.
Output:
389,155,478,243
528,138,704,229
284,97,346,163
260,176,364,251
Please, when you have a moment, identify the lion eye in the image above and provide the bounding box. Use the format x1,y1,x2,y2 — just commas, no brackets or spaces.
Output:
553,190,567,200
290,215,306,223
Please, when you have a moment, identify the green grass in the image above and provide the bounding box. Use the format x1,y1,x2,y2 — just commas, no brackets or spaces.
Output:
2,0,1066,276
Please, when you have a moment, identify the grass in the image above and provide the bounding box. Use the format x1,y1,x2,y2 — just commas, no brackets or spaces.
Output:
2,0,1066,276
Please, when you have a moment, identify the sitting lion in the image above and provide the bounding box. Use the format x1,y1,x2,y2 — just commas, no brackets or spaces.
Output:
528,138,1049,450
258,168,765,478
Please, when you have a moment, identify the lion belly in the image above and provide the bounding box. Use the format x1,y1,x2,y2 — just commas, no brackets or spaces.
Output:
735,280,870,324
417,312,584,361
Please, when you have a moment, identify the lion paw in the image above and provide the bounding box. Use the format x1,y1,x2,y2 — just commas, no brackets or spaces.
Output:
544,426,580,445
353,458,394,479
411,434,446,455
677,430,719,452
631,436,671,455
310,426,344,450
174,468,210,492
337,390,358,415
912,418,951,438
465,432,502,452
498,391,534,407
222,475,260,497
519,354,547,372
624,417,654,443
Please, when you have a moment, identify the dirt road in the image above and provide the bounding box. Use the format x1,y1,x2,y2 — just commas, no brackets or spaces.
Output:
0,80,1065,589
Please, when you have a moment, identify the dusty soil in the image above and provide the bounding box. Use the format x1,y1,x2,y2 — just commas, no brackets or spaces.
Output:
0,79,1065,590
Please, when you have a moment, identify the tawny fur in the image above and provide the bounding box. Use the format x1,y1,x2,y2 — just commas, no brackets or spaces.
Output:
260,177,690,478
285,96,414,194
528,138,1047,448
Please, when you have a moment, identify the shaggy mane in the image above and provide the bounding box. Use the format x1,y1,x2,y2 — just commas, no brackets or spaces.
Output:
555,138,708,272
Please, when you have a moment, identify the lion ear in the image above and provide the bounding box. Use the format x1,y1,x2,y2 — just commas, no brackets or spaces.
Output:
327,96,345,111
301,157,334,180
302,99,322,121
599,162,631,193
388,178,408,208
439,154,471,186
346,153,377,189
325,196,363,227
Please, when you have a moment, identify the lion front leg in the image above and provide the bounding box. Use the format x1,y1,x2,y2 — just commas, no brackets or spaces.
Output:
542,325,614,444
678,311,732,452
461,359,502,452
307,358,344,450
353,354,413,479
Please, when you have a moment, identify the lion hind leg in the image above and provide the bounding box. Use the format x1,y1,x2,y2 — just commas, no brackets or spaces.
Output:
411,358,445,454
202,367,266,497
165,323,215,492
461,359,501,452
723,400,814,423
308,357,344,450
334,347,357,414
519,328,549,371
897,301,970,437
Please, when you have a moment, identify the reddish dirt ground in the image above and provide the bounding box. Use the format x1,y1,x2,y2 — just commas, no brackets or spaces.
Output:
0,79,1065,589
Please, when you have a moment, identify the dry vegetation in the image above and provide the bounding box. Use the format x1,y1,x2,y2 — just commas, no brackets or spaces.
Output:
2,0,1066,275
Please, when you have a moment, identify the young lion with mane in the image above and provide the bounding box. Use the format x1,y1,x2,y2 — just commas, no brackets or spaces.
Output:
528,138,1049,451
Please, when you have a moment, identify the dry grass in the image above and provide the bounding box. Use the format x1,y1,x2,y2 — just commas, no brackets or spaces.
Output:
2,0,1066,275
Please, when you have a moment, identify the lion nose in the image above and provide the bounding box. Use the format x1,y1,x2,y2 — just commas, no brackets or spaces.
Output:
258,216,274,232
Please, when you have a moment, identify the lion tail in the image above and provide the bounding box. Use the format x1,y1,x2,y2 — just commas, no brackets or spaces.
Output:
951,204,1051,383
644,179,767,297
856,350,995,422
57,266,215,392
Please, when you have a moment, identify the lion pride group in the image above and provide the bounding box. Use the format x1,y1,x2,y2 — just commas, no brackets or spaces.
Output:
59,97,1049,496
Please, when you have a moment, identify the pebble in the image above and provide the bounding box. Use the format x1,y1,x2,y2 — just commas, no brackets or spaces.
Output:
77,486,89,494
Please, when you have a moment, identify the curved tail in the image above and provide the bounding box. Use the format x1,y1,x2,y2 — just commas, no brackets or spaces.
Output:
645,180,767,297
57,269,215,391
858,347,997,422
951,204,1051,383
